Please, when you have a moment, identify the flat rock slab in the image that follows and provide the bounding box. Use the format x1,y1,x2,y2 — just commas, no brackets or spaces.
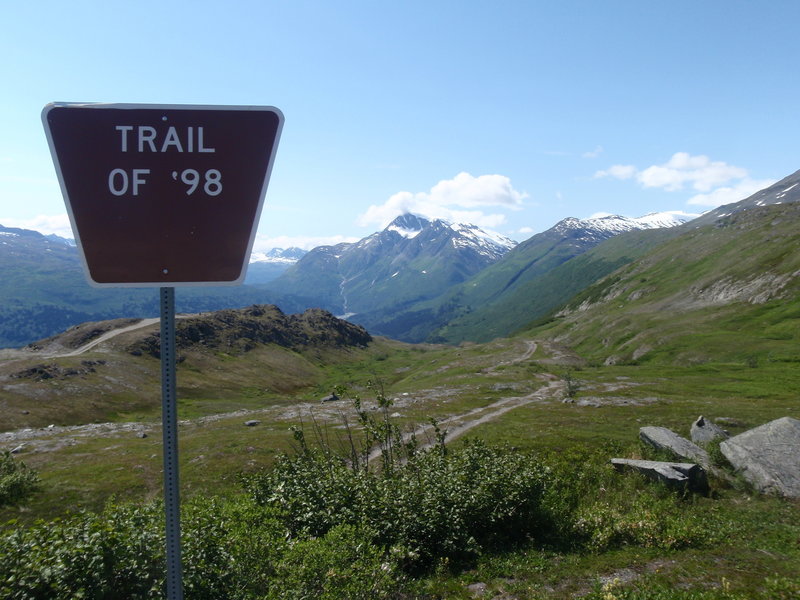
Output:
720,417,800,498
611,458,709,494
639,426,711,468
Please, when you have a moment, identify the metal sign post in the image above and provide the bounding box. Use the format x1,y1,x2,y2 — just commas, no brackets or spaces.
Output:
160,287,182,599
42,102,283,600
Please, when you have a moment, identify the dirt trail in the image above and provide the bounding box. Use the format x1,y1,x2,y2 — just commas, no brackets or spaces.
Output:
0,315,197,365
2,338,562,457
51,318,161,357
369,372,563,463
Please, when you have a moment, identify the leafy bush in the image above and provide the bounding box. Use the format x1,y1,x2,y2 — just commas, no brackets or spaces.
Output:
266,524,402,600
0,496,405,600
245,439,552,571
0,451,39,507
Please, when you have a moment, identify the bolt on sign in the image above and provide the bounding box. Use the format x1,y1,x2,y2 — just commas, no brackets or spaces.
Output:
42,103,284,287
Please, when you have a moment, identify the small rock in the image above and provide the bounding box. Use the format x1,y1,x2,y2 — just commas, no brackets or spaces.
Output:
690,415,729,445
10,444,26,454
244,420,261,427
320,393,339,403
467,582,488,596
21,410,29,415
137,432,148,439
576,399,602,407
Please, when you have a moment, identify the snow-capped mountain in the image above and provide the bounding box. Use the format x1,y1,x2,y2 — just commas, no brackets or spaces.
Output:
385,213,516,256
554,211,697,239
264,214,516,324
407,210,698,343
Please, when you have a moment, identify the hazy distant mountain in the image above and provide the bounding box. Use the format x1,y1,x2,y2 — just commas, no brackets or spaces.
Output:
245,247,307,284
0,224,275,347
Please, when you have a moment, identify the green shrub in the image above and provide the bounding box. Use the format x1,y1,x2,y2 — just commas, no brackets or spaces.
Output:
0,451,39,507
245,439,552,571
266,524,403,600
539,445,724,553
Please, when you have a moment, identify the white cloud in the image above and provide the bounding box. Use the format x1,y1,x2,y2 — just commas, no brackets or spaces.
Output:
357,172,527,229
596,152,748,193
582,145,604,159
594,164,636,180
594,152,772,209
518,226,534,234
637,152,747,192
0,214,74,239
252,233,359,252
687,178,776,207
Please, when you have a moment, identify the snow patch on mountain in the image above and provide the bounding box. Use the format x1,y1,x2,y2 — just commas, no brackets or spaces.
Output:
387,225,422,239
449,222,516,255
249,247,306,264
556,211,696,237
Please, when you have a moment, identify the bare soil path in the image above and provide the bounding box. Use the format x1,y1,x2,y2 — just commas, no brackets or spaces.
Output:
51,318,161,357
2,338,558,457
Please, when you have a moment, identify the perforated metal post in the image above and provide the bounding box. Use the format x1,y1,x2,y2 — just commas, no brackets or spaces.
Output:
160,287,183,600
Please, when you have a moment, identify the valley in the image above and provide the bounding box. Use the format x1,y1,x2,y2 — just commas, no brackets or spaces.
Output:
2,173,800,598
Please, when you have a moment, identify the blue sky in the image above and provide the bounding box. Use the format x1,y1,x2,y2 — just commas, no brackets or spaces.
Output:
2,1,798,251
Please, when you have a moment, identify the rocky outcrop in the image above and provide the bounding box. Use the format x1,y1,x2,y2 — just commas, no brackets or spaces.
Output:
720,417,800,498
690,416,729,445
128,305,372,357
639,426,711,469
611,458,709,494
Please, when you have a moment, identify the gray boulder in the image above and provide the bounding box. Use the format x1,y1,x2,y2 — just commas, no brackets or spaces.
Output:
690,415,729,445
611,458,709,494
639,426,711,468
720,417,800,498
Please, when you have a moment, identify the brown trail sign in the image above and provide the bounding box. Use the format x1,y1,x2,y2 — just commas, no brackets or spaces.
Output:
42,103,283,286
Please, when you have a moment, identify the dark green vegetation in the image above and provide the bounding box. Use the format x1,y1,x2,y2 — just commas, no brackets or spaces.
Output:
0,452,39,507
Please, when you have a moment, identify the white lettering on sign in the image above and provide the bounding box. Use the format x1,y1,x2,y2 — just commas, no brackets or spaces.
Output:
110,123,220,197
108,168,150,196
171,169,223,196
115,125,215,153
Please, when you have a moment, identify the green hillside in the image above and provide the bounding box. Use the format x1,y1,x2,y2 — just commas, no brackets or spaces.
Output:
529,202,800,366
430,227,679,343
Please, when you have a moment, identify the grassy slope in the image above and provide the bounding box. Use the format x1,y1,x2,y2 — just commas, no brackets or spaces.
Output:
529,203,800,366
431,228,679,344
